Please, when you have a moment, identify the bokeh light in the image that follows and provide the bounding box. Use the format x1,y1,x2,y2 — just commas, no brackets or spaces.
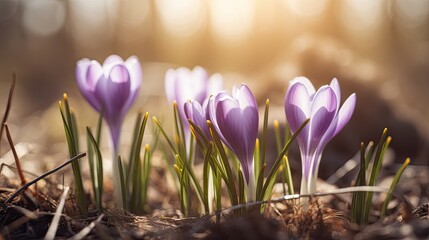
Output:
155,0,205,37
22,0,66,37
337,0,386,48
394,0,429,29
0,0,428,168
208,0,255,41
69,1,116,48
286,0,328,18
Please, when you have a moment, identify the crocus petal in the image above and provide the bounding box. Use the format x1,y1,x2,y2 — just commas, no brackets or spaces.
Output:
76,60,104,111
121,56,142,116
209,93,235,142
215,99,257,183
76,55,142,155
125,56,142,92
284,77,356,196
103,55,124,66
178,66,208,104
234,84,257,110
290,76,316,97
99,65,131,119
86,61,104,91
330,78,341,111
165,66,224,156
209,85,258,184
284,82,311,147
165,68,178,104
332,93,356,137
185,100,210,138
208,73,224,96
308,86,337,152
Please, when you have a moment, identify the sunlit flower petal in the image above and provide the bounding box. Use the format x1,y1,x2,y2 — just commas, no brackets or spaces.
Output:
165,66,223,150
209,84,258,184
76,55,142,153
184,99,211,138
284,77,355,195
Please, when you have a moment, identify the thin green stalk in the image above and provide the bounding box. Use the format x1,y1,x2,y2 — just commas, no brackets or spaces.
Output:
238,168,245,204
255,163,266,201
254,139,260,186
283,156,294,195
208,120,238,206
143,146,151,207
173,101,187,159
351,142,367,225
273,120,282,154
86,127,104,210
362,129,390,223
188,120,210,147
203,143,213,213
259,118,309,201
127,111,144,183
152,117,177,153
176,154,209,213
117,156,127,210
380,158,410,219
260,99,269,174
59,94,87,216
141,145,152,211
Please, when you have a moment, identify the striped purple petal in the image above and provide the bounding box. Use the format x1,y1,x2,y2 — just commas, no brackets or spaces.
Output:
284,77,355,195
209,84,258,184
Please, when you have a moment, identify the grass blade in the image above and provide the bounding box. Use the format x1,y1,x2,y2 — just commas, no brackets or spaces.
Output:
380,158,410,219
259,118,309,201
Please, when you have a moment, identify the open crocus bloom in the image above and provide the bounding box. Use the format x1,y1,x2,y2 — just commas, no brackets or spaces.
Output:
284,77,356,196
165,66,223,150
76,55,142,154
209,84,258,185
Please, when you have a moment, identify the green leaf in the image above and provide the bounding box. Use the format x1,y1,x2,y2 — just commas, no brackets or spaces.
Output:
152,116,177,154
380,158,410,219
283,156,294,195
273,120,282,155
117,155,127,210
59,95,87,216
208,121,238,206
86,127,104,210
351,142,367,224
260,99,270,176
259,118,309,201
176,154,209,213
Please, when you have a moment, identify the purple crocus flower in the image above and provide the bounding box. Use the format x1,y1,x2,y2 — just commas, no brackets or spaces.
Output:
76,55,142,154
284,77,356,195
184,99,211,139
165,66,223,149
209,84,259,184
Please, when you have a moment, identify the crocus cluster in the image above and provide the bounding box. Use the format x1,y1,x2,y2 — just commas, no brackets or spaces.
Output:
284,77,356,196
166,69,259,187
75,54,357,210
76,55,142,154
165,66,223,151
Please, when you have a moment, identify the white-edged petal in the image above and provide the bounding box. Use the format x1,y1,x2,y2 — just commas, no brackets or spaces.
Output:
290,76,316,96
333,93,356,137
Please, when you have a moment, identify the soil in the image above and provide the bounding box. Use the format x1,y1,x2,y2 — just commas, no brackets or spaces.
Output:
1,155,429,240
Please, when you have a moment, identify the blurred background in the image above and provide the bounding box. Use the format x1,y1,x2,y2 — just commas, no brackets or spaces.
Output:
0,0,429,177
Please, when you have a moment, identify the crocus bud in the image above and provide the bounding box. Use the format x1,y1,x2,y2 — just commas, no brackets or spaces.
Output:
76,55,142,153
284,77,356,195
184,99,211,139
209,84,259,184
